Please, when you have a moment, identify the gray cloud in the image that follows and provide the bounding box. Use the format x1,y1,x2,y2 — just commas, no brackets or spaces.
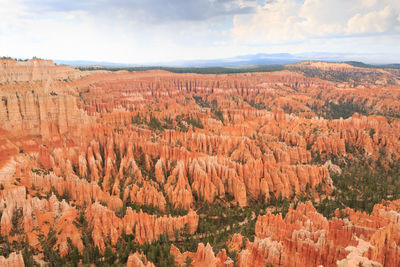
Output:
24,0,258,23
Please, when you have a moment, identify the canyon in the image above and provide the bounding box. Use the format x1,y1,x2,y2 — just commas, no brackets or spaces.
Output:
0,59,399,266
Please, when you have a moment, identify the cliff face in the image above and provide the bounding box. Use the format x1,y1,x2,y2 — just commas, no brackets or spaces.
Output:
0,59,82,83
0,59,399,265
0,59,92,139
0,88,91,138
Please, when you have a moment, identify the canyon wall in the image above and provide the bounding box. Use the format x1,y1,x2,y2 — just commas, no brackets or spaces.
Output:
0,59,399,266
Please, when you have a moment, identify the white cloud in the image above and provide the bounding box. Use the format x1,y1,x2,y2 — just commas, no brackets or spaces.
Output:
0,0,399,63
346,6,398,34
0,0,27,30
233,0,304,43
232,0,400,44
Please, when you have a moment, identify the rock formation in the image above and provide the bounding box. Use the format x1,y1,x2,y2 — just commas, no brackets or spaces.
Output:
126,252,155,267
0,59,82,83
234,200,400,267
0,252,24,267
171,243,233,267
0,58,399,265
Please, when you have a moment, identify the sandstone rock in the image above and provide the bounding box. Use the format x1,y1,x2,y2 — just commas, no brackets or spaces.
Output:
0,252,24,267
227,233,244,253
249,200,400,267
171,243,233,267
85,202,198,251
129,180,166,212
0,59,399,266
126,252,155,267
0,59,82,83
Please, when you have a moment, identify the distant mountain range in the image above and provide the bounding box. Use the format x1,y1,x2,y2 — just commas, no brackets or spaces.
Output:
54,52,398,68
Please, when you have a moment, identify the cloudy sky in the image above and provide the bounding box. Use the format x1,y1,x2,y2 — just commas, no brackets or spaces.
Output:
1,0,400,63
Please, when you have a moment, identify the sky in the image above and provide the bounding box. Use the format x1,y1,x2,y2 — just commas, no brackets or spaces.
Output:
1,0,400,64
